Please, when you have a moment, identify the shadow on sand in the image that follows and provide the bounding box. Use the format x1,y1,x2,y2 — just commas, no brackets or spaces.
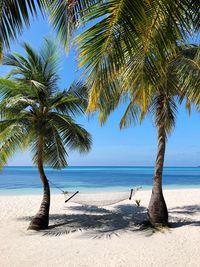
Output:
17,204,157,238
17,204,200,238
169,205,200,228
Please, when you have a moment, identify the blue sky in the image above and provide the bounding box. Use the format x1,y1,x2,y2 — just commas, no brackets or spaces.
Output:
1,12,199,167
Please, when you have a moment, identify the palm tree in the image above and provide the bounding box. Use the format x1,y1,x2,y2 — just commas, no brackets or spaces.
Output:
71,1,199,226
147,45,199,225
77,41,198,226
0,39,92,230
98,51,180,226
146,91,176,226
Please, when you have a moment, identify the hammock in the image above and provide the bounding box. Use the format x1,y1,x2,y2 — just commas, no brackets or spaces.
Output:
63,187,141,207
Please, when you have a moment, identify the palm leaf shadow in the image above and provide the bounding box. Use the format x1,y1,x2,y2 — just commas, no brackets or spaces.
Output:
40,204,154,238
169,205,200,228
18,204,200,238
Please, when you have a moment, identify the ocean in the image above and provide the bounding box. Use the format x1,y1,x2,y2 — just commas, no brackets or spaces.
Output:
0,166,200,195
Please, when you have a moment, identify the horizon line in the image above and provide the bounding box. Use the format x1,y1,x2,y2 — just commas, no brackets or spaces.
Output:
5,165,200,168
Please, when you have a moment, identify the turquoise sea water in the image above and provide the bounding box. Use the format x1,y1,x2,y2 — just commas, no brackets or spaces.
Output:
0,166,200,195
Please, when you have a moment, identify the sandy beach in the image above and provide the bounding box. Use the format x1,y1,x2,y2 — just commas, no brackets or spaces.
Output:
0,188,200,267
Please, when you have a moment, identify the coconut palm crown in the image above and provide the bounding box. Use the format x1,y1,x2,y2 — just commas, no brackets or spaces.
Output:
0,39,92,230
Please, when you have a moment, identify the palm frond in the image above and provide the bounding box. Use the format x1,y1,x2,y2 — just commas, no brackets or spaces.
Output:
0,78,21,97
45,0,99,50
43,126,68,168
0,0,45,50
51,81,88,115
119,99,140,129
75,0,198,113
0,123,28,166
31,128,68,169
175,45,200,106
50,112,92,153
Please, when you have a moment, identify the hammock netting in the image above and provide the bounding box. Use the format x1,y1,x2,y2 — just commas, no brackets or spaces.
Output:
64,187,140,207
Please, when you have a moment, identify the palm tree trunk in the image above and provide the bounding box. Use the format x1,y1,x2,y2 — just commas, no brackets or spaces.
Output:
28,137,50,231
148,117,168,226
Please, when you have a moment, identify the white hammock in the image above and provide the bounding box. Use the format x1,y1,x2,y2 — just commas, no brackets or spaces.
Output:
64,187,140,207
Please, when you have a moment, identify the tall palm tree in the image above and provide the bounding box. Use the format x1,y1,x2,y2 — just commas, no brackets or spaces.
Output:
71,1,199,226
0,39,92,230
78,41,198,226
98,51,180,226
147,45,199,225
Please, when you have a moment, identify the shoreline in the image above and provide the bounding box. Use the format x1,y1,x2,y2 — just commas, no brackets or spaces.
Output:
1,185,200,196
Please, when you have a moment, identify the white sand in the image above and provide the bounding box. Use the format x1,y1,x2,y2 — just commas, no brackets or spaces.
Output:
0,189,200,267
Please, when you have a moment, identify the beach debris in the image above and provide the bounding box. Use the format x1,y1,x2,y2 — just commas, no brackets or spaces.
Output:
135,199,141,207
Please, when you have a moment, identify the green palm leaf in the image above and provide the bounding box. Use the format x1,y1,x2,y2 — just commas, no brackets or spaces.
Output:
0,0,45,54
0,39,92,168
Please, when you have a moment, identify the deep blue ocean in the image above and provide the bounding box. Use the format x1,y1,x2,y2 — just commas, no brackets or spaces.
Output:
0,166,200,195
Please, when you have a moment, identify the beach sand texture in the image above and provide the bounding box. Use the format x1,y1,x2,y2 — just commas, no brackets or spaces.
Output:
0,189,199,267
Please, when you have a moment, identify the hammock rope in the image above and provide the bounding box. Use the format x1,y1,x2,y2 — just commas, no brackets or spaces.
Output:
48,179,66,194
